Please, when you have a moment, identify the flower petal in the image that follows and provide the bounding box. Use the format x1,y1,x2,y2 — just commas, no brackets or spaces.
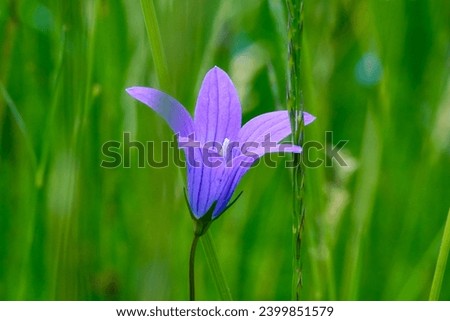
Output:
186,152,202,217
194,66,242,146
210,141,304,218
126,87,194,137
241,143,302,160
212,155,250,218
239,110,315,145
187,152,227,218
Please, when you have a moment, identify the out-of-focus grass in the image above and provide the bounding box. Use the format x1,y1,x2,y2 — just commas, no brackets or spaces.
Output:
0,0,449,300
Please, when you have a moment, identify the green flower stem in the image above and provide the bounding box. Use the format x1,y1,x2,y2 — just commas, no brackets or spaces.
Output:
140,0,170,90
189,230,232,301
286,0,304,300
189,234,200,301
429,208,450,300
201,231,233,300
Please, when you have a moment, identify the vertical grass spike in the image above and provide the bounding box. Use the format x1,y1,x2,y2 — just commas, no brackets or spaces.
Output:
286,0,305,300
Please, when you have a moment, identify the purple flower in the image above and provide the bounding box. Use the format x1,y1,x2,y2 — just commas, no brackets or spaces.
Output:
126,67,315,224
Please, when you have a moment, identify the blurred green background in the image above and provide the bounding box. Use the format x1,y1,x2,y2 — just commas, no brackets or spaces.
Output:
0,0,449,300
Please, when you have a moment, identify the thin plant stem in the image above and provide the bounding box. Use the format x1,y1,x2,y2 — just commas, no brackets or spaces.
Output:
189,231,232,301
429,208,450,301
189,234,200,301
286,0,305,300
201,231,233,300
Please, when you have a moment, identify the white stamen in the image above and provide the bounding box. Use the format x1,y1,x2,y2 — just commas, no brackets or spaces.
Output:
221,138,230,158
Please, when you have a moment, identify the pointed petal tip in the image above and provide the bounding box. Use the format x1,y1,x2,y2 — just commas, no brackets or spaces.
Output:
209,65,228,77
202,66,233,86
125,86,195,136
304,111,316,125
290,145,303,153
125,86,144,98
125,86,162,102
195,65,242,143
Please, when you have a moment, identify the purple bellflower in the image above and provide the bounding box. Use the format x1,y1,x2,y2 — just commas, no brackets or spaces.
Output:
126,67,315,233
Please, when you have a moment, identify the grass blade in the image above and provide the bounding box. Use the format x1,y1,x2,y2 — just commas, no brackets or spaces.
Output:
342,110,381,300
429,208,450,300
140,0,170,90
0,82,37,170
201,230,233,300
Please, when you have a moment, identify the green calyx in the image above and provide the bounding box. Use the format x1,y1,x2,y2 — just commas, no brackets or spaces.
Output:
192,201,217,237
183,188,244,237
183,188,216,237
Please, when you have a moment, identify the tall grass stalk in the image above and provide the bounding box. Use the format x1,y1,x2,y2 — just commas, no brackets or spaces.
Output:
429,208,450,300
286,0,305,300
342,109,381,299
35,28,66,188
140,0,170,90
